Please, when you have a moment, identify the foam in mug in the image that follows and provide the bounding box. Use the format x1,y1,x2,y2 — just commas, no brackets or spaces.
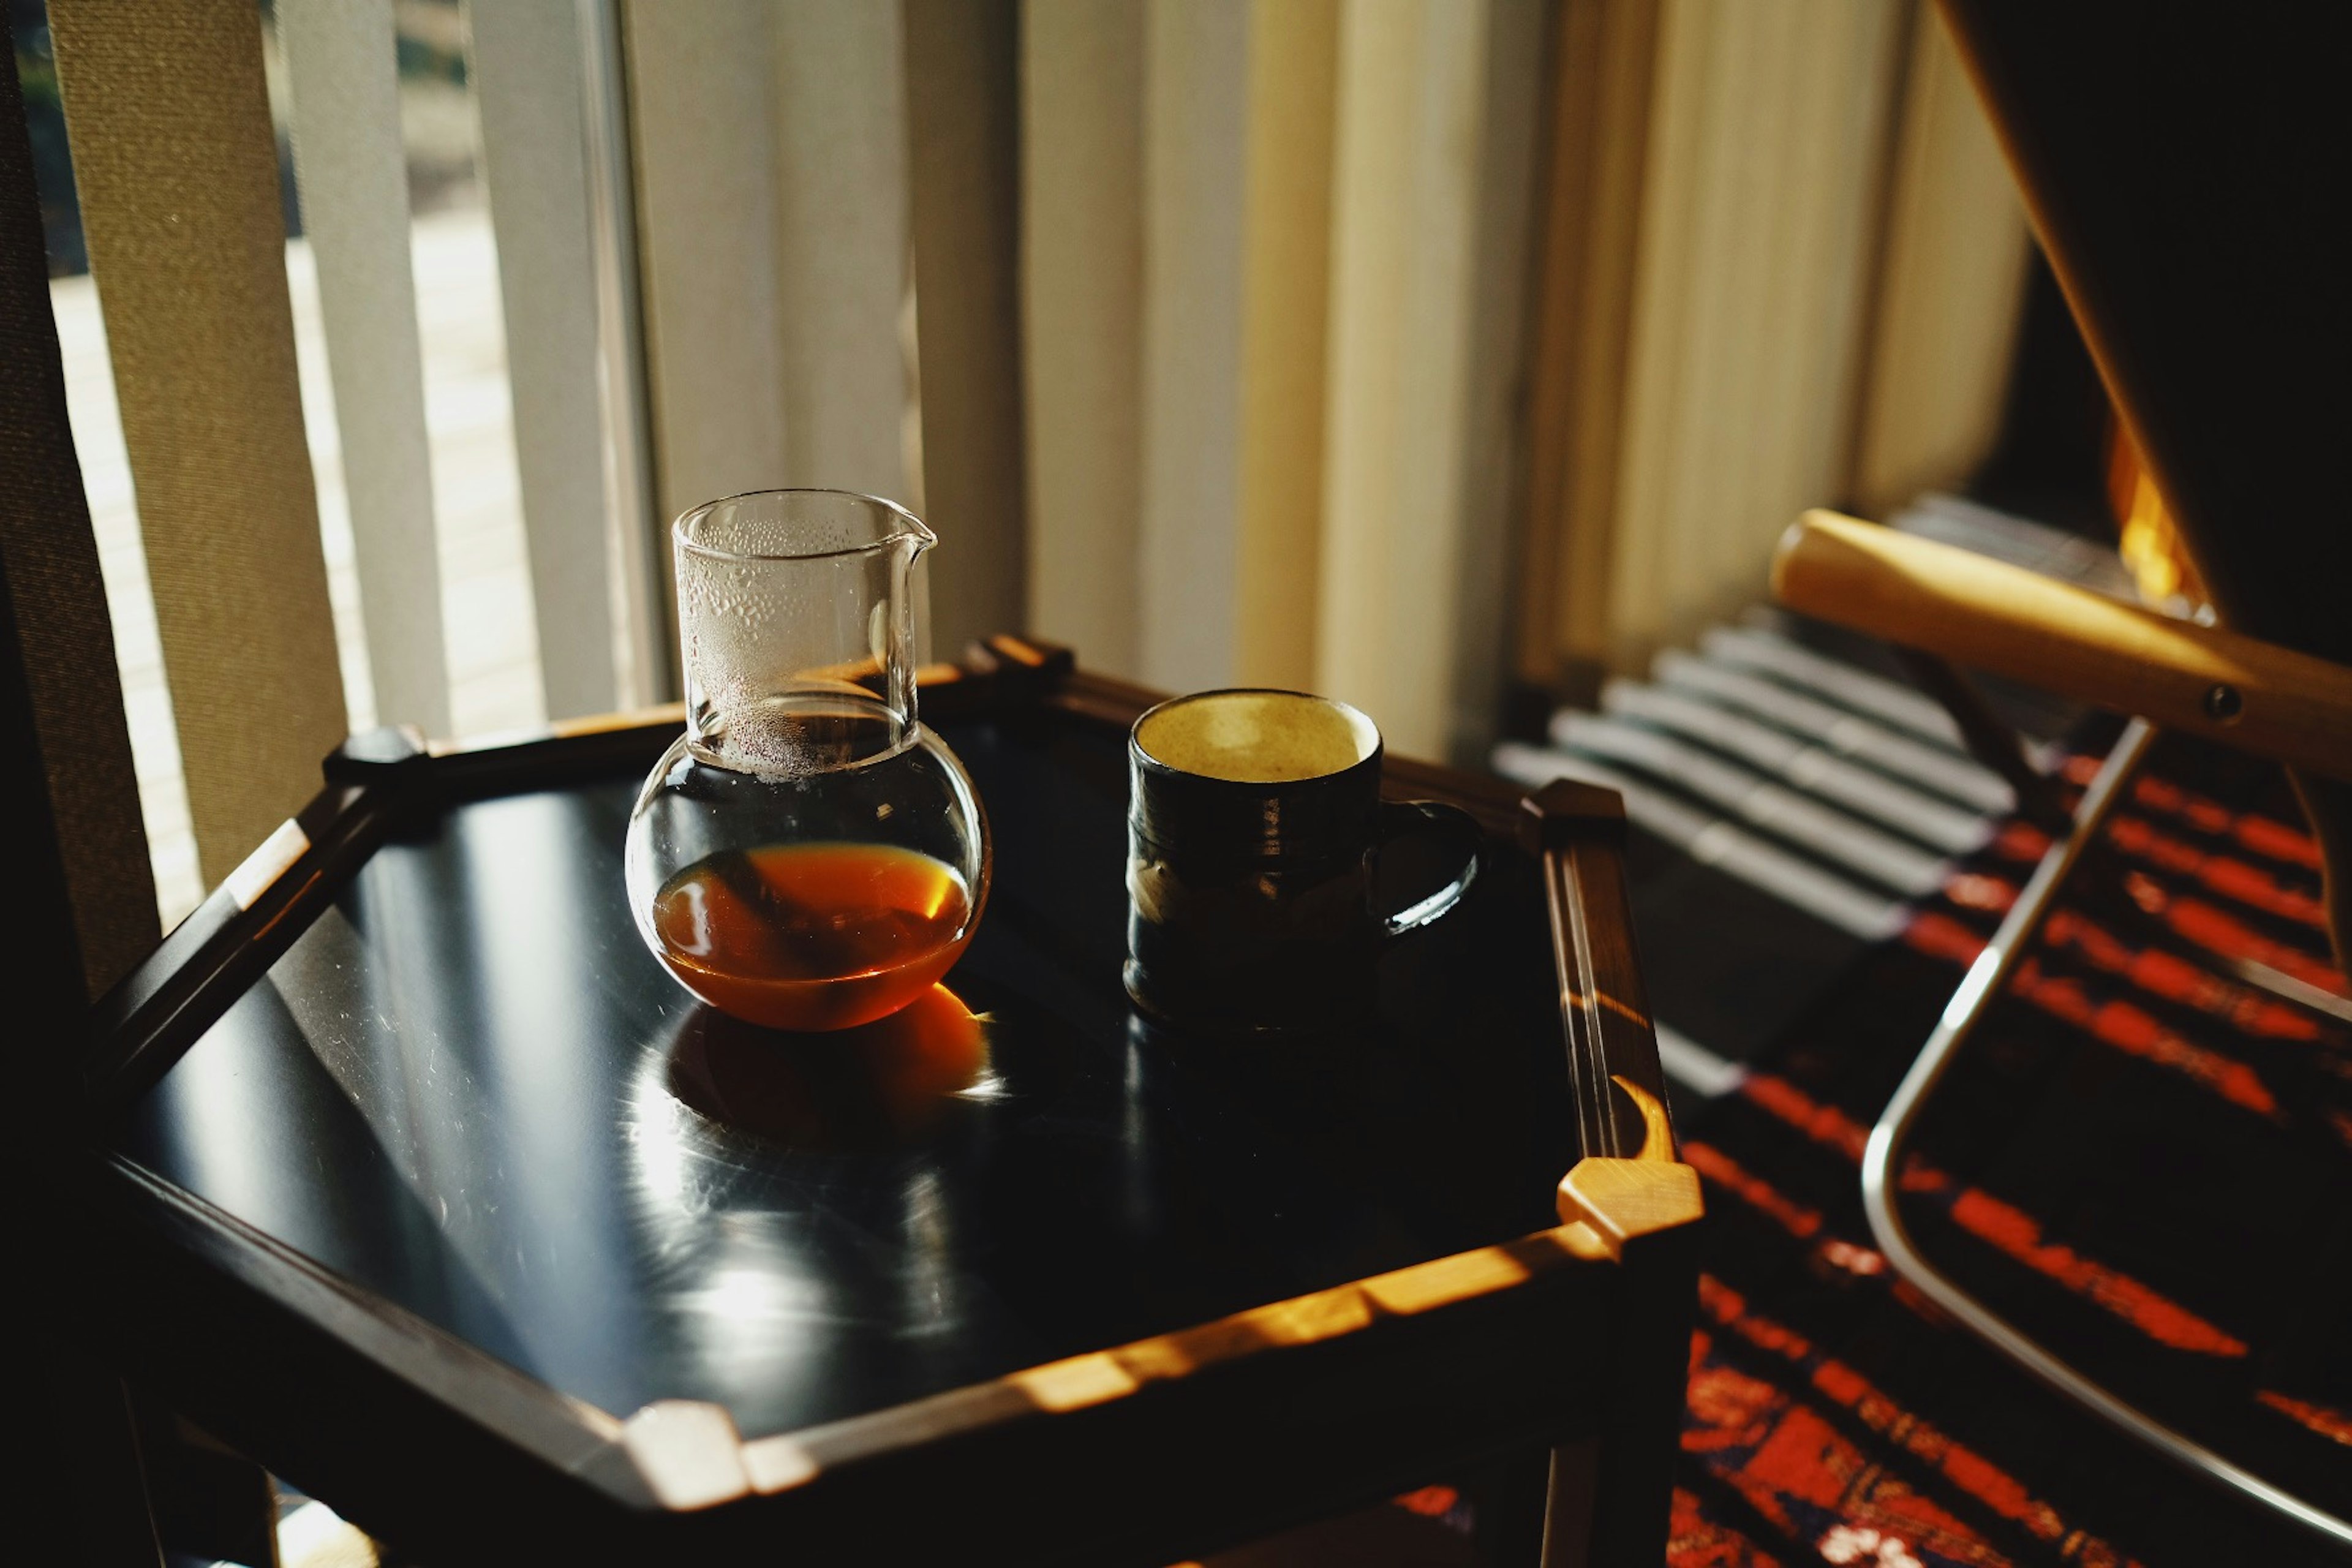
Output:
1134,690,1378,783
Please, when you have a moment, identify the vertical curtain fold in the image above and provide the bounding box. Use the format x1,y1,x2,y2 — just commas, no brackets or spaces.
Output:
467,0,619,722
625,0,790,523
1020,0,1145,677
904,0,1030,655
278,0,451,738
1316,0,1495,760
578,0,669,709
1015,0,1542,748
1137,0,1250,694
1515,0,2022,694
49,0,348,886
1513,0,1662,698
773,0,912,503
625,0,914,614
1844,8,2028,518
1538,0,1908,679
1231,0,1340,696
1441,0,1549,762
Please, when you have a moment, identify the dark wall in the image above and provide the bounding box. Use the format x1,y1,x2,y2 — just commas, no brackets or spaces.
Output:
1966,247,2114,540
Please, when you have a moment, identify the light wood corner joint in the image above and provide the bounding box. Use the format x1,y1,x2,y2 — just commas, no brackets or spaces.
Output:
1555,1158,1703,1261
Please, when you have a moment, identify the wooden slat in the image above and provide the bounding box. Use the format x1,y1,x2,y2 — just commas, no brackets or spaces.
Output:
1316,0,1491,758
0,50,157,997
277,0,451,737
50,0,349,884
904,0,1029,654
467,0,619,723
773,0,912,500
1020,0,1146,678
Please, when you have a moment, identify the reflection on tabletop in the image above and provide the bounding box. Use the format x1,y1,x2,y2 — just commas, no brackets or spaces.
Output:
662,984,999,1153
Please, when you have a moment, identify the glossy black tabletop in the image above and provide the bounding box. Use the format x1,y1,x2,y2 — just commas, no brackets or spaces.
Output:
110,709,1577,1443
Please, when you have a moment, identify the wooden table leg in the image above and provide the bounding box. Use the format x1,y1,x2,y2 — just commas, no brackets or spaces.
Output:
132,1393,282,1568
1468,1443,1554,1565
1536,1439,1598,1568
1550,1154,1704,1567
2,1334,164,1568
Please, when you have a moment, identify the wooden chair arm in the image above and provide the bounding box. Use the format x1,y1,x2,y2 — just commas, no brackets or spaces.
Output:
1770,510,2352,783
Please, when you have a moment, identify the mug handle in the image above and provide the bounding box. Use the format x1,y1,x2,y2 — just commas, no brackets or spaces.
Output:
1373,799,1483,937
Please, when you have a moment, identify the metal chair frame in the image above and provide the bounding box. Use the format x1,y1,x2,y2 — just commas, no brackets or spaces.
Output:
1861,710,2352,1551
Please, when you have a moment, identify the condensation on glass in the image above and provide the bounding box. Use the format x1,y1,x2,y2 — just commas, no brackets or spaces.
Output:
625,491,989,1031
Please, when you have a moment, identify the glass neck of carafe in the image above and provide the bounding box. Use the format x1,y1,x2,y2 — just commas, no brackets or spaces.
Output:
674,492,932,777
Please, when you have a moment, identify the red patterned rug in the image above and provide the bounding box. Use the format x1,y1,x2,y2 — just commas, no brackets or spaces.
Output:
1667,736,2352,1566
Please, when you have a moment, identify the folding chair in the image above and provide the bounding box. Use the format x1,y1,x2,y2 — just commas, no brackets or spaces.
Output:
1774,508,2352,1551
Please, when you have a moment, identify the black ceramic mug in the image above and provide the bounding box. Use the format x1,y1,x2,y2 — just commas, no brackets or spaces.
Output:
1123,689,1483,1039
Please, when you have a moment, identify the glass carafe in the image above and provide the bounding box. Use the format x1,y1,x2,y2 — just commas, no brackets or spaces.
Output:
625,491,989,1031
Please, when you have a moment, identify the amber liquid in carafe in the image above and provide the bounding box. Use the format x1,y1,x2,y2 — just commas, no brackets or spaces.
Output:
651,842,974,1031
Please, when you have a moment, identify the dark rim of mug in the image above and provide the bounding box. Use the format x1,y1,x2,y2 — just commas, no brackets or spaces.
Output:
673,488,937,564
1129,688,1384,785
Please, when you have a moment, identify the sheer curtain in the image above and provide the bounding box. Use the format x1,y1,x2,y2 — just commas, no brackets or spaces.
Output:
1023,0,1547,762
1514,0,2027,697
32,0,2029,937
